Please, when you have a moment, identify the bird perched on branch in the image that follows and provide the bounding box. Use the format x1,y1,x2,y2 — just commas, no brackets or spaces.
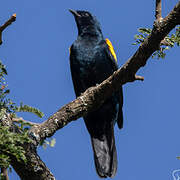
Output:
69,9,123,178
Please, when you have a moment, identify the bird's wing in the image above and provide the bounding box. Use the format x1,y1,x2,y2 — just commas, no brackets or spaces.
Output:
105,38,118,64
103,39,124,129
98,38,119,70
69,44,86,97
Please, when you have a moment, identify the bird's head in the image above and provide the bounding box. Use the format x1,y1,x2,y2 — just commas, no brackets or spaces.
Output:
69,9,102,36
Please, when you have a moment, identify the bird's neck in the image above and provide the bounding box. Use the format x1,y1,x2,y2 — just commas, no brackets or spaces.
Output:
78,25,103,40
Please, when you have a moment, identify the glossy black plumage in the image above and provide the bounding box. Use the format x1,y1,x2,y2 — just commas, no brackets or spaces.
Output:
69,10,123,178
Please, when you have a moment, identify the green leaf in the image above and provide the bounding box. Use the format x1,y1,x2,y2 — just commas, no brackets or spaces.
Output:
15,103,44,118
0,123,32,169
4,89,10,94
49,138,56,147
2,67,7,75
133,26,180,60
39,138,56,149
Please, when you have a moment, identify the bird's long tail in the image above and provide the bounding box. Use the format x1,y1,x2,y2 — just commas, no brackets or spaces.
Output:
90,128,117,178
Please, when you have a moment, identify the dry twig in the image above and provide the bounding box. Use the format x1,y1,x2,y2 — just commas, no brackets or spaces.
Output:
0,13,16,45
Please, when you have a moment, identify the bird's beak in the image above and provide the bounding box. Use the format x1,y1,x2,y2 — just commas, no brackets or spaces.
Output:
69,9,81,17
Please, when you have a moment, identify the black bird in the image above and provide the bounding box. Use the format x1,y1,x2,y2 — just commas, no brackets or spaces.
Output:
69,10,123,178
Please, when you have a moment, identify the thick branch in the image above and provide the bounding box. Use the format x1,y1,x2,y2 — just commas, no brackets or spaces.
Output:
10,143,55,180
30,1,180,143
0,14,16,45
0,114,55,180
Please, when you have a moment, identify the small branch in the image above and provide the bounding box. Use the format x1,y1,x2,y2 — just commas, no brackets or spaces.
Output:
0,13,16,45
155,0,170,47
12,117,40,126
160,39,171,46
1,168,9,180
134,75,144,81
155,0,162,21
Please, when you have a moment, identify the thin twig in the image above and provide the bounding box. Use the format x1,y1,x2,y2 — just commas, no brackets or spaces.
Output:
155,0,171,46
155,0,162,21
0,13,16,45
160,39,171,46
12,117,40,126
134,75,144,81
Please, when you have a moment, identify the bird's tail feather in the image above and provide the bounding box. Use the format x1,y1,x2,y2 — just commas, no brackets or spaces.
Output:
91,129,117,178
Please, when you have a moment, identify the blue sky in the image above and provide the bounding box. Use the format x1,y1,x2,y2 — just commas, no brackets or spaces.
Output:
1,0,180,179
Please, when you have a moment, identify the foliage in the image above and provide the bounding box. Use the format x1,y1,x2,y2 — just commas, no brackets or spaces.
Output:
0,122,31,169
0,60,45,171
0,59,54,174
14,103,44,118
133,26,180,59
132,28,152,45
39,138,56,149
0,61,13,114
0,61,44,118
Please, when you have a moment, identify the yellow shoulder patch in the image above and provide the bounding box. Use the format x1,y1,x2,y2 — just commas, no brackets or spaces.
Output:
105,38,117,63
69,46,71,54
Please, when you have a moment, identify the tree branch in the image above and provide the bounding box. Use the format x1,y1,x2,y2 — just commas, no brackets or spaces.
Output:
12,117,40,126
0,14,16,45
0,113,55,180
134,75,144,81
155,0,162,21
10,145,55,180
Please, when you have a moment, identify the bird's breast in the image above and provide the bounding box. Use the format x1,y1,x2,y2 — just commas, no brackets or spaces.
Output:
71,40,114,88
